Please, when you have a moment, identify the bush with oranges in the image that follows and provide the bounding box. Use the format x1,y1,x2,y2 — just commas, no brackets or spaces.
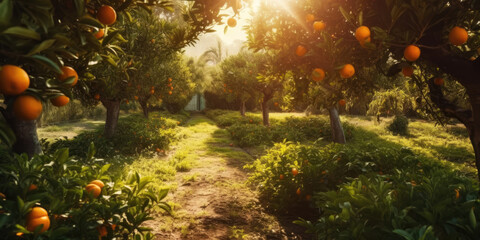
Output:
0,144,170,239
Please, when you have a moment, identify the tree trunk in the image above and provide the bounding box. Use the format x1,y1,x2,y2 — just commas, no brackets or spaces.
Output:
102,99,121,138
328,106,346,144
467,93,480,182
1,108,42,157
139,99,149,118
240,100,246,117
261,98,270,126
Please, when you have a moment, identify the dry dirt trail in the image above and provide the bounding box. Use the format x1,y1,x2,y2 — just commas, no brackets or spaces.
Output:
146,114,304,240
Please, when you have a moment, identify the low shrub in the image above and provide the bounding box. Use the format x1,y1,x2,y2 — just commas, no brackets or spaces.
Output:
245,142,437,211
296,171,479,239
0,145,170,239
388,115,409,136
46,112,188,158
226,116,354,147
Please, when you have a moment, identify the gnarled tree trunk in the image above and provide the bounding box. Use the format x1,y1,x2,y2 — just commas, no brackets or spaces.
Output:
328,106,346,144
102,99,121,139
1,107,42,157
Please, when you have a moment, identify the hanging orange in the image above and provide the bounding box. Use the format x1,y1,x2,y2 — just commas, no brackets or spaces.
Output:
312,68,325,82
340,64,355,78
313,21,325,31
26,207,50,233
449,26,468,46
97,5,116,25
404,45,421,62
295,45,307,57
0,65,30,95
58,66,78,86
13,95,42,121
50,95,70,107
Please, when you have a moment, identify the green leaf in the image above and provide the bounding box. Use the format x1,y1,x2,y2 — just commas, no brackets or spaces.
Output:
2,26,41,40
339,6,352,23
0,0,13,29
99,164,111,175
102,31,120,46
30,55,62,74
27,39,56,56
393,229,414,240
78,16,103,29
158,188,169,200
470,207,477,229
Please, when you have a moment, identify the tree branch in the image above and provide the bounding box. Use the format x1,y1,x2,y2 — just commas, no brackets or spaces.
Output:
427,77,473,129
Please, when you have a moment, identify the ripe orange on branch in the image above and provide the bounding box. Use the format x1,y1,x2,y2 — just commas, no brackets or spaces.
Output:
86,184,101,198
449,26,468,46
97,5,116,25
338,99,346,106
94,28,104,39
58,66,78,86
434,78,444,86
292,168,299,176
26,207,50,233
90,180,105,189
312,68,325,82
50,95,69,107
404,45,421,62
0,65,30,95
295,45,307,57
306,14,315,23
227,18,237,27
13,95,42,121
402,66,414,77
340,64,355,78
355,26,370,42
313,21,325,31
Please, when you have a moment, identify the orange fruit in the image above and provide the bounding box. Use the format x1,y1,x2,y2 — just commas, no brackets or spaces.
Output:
279,174,284,180
312,68,325,82
85,184,101,198
26,207,50,233
94,94,100,100
355,26,370,42
50,95,70,107
227,18,237,27
296,188,301,195
292,168,298,176
340,64,355,78
150,39,155,44
168,91,172,95
306,14,315,23
274,102,279,106
338,99,346,106
455,189,460,199
13,95,42,121
0,192,5,199
402,66,414,77
305,194,312,201
404,45,421,62
125,100,129,104
168,78,172,82
313,21,325,31
295,45,307,57
359,37,371,48
98,225,107,237
434,77,444,86
0,65,30,95
90,180,105,189
134,96,139,100
150,89,155,95
29,184,38,191
94,28,104,39
449,26,468,46
97,5,116,25
58,66,78,86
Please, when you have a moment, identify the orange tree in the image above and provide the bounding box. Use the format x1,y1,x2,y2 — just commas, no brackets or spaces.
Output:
0,0,246,154
218,51,262,116
246,0,480,170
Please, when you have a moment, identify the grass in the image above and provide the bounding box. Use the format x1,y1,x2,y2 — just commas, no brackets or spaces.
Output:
206,110,476,175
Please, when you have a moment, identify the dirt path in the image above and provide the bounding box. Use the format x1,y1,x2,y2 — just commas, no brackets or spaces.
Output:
146,114,303,240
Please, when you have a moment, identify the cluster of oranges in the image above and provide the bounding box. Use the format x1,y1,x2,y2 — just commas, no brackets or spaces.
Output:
400,26,467,84
277,168,312,201
85,179,105,198
0,65,77,121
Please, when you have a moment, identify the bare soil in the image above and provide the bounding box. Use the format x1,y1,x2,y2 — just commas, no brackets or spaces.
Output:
145,114,307,240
